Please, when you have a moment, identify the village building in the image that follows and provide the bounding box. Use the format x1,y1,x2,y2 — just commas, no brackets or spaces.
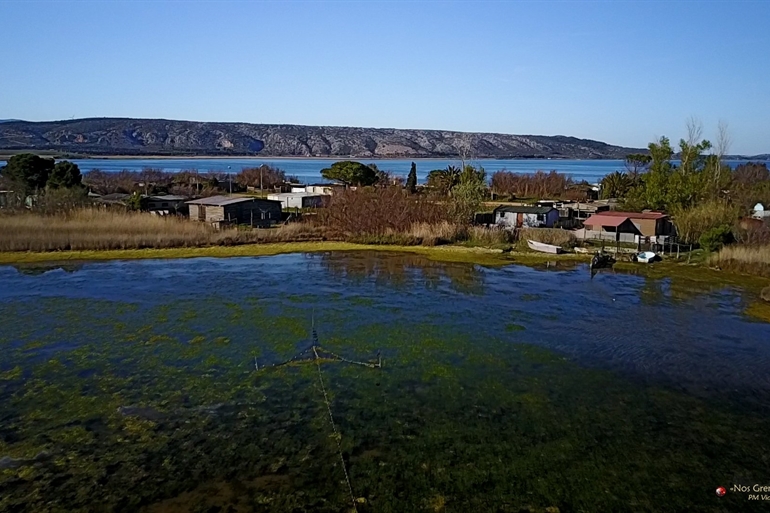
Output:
267,192,329,209
580,211,674,242
493,205,559,229
143,194,188,214
752,203,770,222
186,195,282,228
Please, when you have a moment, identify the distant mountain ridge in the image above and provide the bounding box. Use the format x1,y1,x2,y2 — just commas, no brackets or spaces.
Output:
0,117,646,159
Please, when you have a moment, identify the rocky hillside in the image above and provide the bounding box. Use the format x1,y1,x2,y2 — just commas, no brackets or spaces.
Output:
0,117,643,159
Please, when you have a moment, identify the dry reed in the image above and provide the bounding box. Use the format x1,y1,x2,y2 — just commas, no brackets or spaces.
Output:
0,209,330,252
710,244,770,277
518,228,576,248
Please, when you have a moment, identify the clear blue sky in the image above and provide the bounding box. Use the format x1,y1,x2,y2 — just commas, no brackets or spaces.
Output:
1,0,768,154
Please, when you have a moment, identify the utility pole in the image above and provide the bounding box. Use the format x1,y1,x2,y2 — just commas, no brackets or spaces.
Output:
260,167,263,196
228,166,232,195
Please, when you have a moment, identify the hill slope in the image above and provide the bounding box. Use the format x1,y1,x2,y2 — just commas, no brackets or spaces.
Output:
0,117,644,159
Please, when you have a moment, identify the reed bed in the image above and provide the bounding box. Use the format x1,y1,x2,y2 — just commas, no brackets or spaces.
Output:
0,209,331,252
710,245,770,277
517,227,576,248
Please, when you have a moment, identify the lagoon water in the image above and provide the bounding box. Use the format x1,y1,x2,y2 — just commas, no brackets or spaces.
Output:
1,252,770,511
22,157,765,184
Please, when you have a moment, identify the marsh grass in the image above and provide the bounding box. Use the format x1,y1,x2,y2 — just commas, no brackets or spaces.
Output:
710,244,770,277
0,209,331,252
517,227,576,249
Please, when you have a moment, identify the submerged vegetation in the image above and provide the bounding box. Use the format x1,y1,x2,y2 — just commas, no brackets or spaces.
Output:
1,253,770,512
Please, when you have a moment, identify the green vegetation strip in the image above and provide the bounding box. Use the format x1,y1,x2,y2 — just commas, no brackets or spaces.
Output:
0,242,589,267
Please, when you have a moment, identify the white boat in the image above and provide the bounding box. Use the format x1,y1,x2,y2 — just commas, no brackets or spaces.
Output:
636,251,659,263
527,240,563,254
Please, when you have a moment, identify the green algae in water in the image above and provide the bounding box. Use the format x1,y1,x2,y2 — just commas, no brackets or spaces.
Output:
1,254,770,512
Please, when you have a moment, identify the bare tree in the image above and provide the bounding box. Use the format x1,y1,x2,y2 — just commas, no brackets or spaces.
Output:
713,120,731,194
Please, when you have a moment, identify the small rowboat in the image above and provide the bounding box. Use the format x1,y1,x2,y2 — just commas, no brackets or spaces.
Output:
527,240,563,254
636,251,659,263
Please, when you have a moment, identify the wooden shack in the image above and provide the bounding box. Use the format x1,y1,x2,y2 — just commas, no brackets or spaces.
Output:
186,195,282,228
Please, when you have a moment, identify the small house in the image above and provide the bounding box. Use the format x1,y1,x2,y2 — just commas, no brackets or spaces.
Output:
143,194,188,214
752,203,770,221
186,195,282,228
582,214,641,242
598,211,673,237
267,192,330,209
493,205,559,229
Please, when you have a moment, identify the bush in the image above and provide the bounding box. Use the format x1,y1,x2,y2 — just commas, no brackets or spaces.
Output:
699,225,734,252
672,200,740,244
319,188,449,237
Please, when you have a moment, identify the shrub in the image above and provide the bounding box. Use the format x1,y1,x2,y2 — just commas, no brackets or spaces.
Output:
672,200,740,244
699,225,734,252
319,188,448,237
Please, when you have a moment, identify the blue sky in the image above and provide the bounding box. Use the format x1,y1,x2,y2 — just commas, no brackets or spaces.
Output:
1,0,768,154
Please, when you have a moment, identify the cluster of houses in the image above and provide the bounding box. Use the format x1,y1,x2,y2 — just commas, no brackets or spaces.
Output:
87,183,339,228
492,200,676,243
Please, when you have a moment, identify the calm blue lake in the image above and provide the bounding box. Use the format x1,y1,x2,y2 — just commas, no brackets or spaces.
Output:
2,157,765,184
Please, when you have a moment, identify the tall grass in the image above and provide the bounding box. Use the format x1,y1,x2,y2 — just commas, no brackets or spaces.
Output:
518,228,576,248
710,245,770,277
0,209,331,252
672,200,740,244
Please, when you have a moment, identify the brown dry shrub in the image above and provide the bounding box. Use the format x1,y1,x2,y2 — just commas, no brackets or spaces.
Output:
319,188,449,237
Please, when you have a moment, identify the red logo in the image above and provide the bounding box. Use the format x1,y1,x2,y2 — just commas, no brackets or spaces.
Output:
716,487,726,497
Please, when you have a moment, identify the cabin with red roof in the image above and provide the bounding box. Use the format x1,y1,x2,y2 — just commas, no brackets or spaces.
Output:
582,211,674,241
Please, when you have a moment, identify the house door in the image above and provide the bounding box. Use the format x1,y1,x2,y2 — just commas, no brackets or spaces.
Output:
517,213,524,227
198,205,206,221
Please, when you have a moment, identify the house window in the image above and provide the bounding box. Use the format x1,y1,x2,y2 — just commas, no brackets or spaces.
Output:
162,202,168,207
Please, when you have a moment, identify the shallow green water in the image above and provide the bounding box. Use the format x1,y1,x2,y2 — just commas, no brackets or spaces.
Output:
1,252,769,512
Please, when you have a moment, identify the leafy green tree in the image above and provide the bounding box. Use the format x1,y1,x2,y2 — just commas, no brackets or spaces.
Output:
624,153,652,180
320,161,378,186
406,162,417,193
46,161,82,189
126,191,143,211
0,153,54,193
448,165,487,224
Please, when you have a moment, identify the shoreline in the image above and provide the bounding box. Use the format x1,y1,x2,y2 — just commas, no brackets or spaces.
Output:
0,153,617,162
0,242,588,266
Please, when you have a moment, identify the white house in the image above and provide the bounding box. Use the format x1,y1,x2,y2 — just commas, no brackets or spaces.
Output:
493,205,559,229
267,192,329,209
752,203,770,220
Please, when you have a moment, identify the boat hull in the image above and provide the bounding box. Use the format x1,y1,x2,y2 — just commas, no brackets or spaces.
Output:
527,240,563,254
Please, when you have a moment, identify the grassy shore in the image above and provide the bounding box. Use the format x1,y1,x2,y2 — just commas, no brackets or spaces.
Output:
0,241,591,267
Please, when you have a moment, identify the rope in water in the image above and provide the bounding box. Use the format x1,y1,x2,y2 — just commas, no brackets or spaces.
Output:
313,344,359,512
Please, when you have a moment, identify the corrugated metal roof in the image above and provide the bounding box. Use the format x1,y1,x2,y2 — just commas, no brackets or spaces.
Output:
186,195,278,206
601,211,667,220
583,214,629,227
149,195,188,201
494,205,555,214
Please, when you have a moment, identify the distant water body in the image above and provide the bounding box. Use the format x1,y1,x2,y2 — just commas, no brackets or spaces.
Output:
2,157,764,184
